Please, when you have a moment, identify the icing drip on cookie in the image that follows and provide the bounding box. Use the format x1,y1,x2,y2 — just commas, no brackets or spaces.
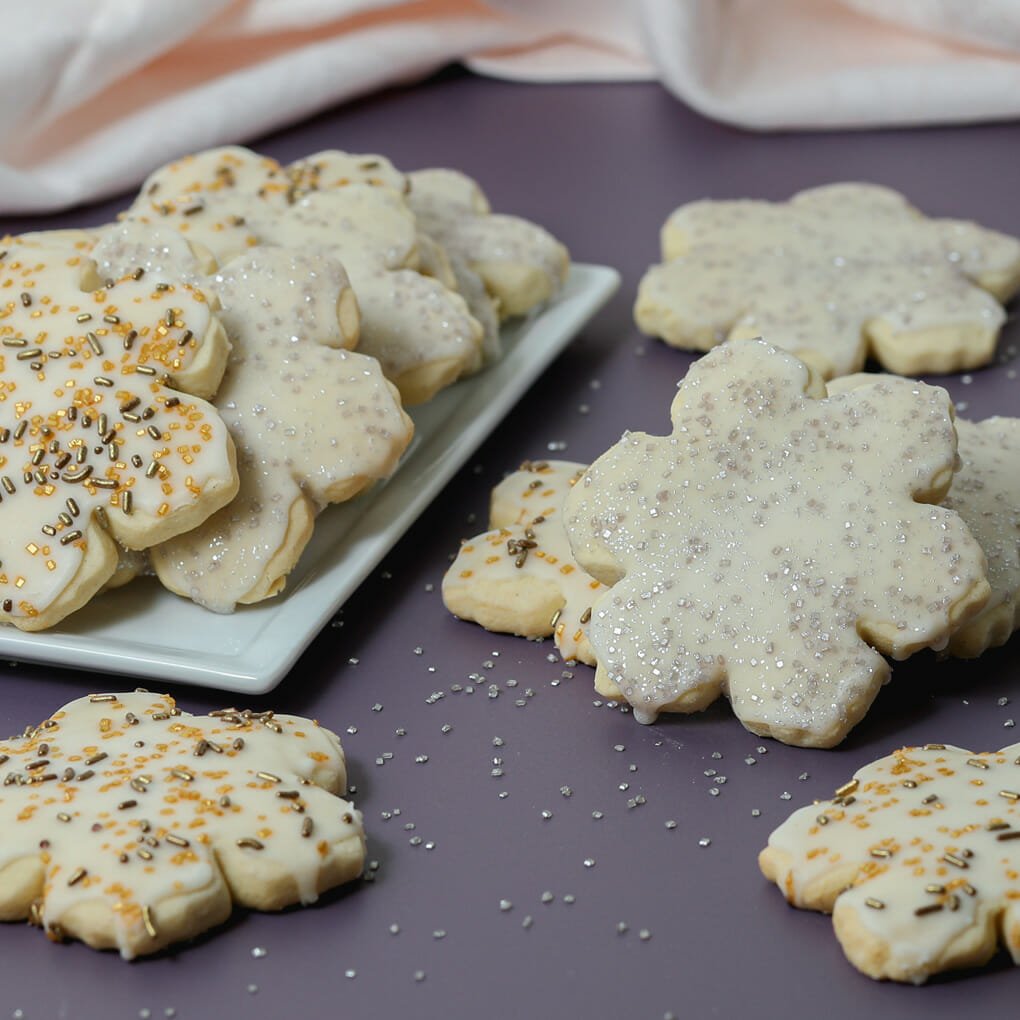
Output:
761,743,1020,983
0,234,236,630
443,460,606,664
563,339,989,747
0,692,365,959
636,183,1020,378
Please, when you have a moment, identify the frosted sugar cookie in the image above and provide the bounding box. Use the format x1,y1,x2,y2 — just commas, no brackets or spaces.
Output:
93,226,413,612
0,691,365,959
636,183,1020,379
0,233,237,631
443,460,607,665
563,339,989,747
121,146,483,405
760,742,1020,983
829,375,1020,660
407,167,570,350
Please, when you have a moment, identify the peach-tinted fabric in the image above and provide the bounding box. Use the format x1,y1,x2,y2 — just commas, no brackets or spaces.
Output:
2,0,1018,212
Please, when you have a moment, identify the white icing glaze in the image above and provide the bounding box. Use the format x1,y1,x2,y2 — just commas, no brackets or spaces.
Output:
0,691,364,958
763,742,1020,982
443,460,607,664
636,183,1020,378
563,339,989,747
0,234,235,625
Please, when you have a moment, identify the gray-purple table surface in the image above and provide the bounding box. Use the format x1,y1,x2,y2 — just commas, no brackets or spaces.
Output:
1,69,1019,1020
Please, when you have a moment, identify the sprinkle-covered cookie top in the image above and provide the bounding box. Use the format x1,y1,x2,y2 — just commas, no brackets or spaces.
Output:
443,460,606,664
761,742,1020,983
0,234,237,630
563,339,989,747
636,183,1020,378
0,691,364,959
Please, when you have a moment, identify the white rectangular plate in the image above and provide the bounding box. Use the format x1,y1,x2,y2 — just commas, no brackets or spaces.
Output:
0,264,619,693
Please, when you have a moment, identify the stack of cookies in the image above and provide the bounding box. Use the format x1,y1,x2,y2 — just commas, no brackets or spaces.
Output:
0,146,570,630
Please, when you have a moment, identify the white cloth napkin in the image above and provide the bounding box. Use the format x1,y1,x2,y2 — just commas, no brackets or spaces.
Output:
3,0,1019,213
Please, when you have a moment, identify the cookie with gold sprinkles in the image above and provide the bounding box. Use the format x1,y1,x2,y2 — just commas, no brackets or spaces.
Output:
0,232,238,631
563,338,990,747
443,460,607,665
0,691,365,959
760,742,1020,983
636,182,1020,379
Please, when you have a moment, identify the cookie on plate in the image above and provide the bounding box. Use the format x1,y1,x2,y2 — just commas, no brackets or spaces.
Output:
0,691,365,959
636,183,1020,379
0,233,238,631
120,146,483,405
443,460,607,665
93,225,413,612
563,338,990,747
760,742,1020,983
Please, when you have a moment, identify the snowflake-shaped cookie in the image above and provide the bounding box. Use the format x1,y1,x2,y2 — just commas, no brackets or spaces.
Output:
118,146,483,405
93,225,413,611
760,742,1020,983
0,691,365,959
0,233,237,631
635,183,1020,379
443,460,607,665
563,339,990,747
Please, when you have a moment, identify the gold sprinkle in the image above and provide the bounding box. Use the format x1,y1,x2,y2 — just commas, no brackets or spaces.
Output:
922,794,939,805
67,867,86,886
914,903,943,917
864,898,885,910
301,817,313,838
815,814,829,826
925,884,945,894
88,695,116,703
86,332,103,356
170,768,194,782
236,837,264,850
924,743,946,751
165,834,189,848
549,609,562,629
580,606,592,624
256,771,281,783
999,790,1020,801
869,847,892,858
967,757,990,769
142,905,158,938
942,852,968,869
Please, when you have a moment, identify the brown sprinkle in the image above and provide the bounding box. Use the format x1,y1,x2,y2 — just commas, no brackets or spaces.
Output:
914,903,943,917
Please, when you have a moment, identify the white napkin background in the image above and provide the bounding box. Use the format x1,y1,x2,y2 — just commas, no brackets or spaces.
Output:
3,0,1019,213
